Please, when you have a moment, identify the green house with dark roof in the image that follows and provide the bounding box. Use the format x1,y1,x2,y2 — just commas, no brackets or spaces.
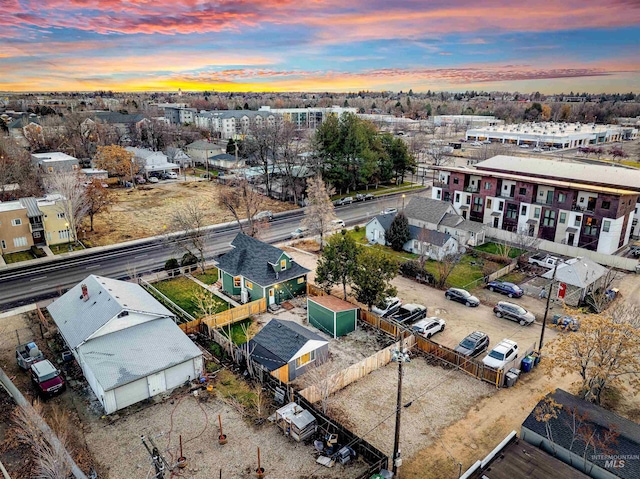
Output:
216,233,310,306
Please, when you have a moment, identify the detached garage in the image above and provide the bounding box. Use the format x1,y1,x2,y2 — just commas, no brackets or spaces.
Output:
48,275,203,414
307,296,359,338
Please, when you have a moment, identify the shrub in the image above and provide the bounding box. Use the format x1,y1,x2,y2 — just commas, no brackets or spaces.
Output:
181,251,198,267
354,225,360,232
30,245,46,258
165,258,180,276
399,260,434,284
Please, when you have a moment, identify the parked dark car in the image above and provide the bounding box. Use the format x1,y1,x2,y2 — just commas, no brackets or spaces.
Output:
486,281,524,298
30,360,65,398
454,331,490,357
363,193,375,201
389,303,427,324
334,197,353,206
445,288,480,307
493,301,535,325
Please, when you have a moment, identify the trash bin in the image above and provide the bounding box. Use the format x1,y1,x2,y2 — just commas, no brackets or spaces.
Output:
505,371,518,387
530,351,541,367
521,356,534,373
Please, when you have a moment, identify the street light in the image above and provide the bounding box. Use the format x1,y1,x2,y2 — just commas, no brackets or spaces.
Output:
130,158,136,189
402,194,406,210
391,347,410,477
64,221,71,251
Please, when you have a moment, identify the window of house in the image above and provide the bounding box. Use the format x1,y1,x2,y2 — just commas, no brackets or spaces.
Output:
295,350,315,369
506,203,518,219
575,215,582,226
601,200,611,210
466,195,471,205
520,205,527,215
245,281,253,290
1,240,6,249
580,197,585,203
584,217,598,235
11,218,22,226
453,178,459,184
603,220,611,233
455,193,460,203
559,212,567,224
58,230,70,240
558,193,566,203
519,187,526,195
13,237,27,247
484,182,492,190
436,190,441,199
233,276,241,288
498,201,504,211
472,197,483,212
56,212,65,219
280,259,287,270
542,209,556,227
486,198,493,209
534,207,541,219
297,277,305,284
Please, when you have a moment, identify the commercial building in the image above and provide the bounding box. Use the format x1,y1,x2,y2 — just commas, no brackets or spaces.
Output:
466,122,637,149
31,152,80,174
433,115,503,128
432,156,640,254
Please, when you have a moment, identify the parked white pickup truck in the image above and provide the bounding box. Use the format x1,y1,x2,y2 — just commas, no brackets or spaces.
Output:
528,253,561,269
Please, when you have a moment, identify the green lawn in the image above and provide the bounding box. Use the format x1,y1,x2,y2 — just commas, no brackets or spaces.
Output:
50,243,85,254
153,277,228,318
3,250,35,264
421,254,486,289
346,228,368,244
332,182,424,200
194,268,219,285
474,242,525,258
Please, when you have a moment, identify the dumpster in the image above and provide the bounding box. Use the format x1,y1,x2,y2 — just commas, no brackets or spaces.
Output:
521,356,534,373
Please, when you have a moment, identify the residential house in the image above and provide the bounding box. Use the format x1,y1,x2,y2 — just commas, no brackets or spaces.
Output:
36,194,73,246
47,275,203,415
365,212,397,245
245,319,328,382
80,168,108,180
126,147,178,177
541,257,608,307
208,153,243,170
432,156,640,253
404,226,458,261
184,140,224,166
31,152,80,174
0,201,32,254
521,389,640,479
216,233,310,306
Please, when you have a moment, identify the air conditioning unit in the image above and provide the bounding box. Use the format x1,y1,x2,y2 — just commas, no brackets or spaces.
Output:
241,289,249,304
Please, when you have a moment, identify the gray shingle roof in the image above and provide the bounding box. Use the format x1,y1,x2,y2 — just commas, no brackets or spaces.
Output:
210,153,236,161
216,233,310,287
77,317,201,390
408,226,452,247
186,140,220,150
93,112,146,124
439,213,463,228
19,197,42,218
542,257,607,288
522,389,640,479
246,319,327,370
368,212,397,231
455,219,485,233
47,275,174,349
405,197,453,225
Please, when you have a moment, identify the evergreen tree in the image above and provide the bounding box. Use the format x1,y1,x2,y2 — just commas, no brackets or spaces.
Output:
352,248,398,310
385,212,411,251
315,234,359,300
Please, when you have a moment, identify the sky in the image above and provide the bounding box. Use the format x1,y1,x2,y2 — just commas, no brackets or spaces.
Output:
1,0,639,93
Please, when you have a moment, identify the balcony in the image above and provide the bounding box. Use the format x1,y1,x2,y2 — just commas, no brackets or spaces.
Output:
463,186,479,193
29,222,44,232
571,205,594,214
433,180,449,189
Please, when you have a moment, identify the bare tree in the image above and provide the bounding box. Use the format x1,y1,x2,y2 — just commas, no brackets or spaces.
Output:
301,362,344,415
434,253,460,288
44,172,88,243
0,137,41,200
193,288,224,318
217,178,267,237
170,202,209,272
245,116,287,197
85,178,114,231
302,175,337,248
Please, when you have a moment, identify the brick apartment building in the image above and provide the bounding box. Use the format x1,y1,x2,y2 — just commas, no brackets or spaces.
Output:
432,156,640,254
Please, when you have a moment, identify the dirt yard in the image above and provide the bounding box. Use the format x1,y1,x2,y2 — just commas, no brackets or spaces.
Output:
86,181,296,246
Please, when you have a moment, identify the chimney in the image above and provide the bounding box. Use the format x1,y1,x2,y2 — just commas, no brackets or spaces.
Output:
81,284,89,302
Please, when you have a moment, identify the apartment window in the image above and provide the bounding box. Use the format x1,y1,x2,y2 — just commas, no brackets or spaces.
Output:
1,240,6,249
297,277,305,284
245,281,253,290
534,207,541,219
233,276,241,288
520,205,527,215
506,204,518,219
601,200,611,210
483,182,490,190
603,220,611,233
295,350,315,369
466,195,471,205
472,197,483,212
558,193,566,203
498,201,504,212
519,187,526,195
13,237,27,247
575,215,582,226
580,197,585,203
455,193,460,203
559,212,567,224
56,212,65,219
280,259,287,270
436,190,441,200
486,199,493,209
453,178,459,185
58,230,70,240
11,218,22,226
542,210,556,227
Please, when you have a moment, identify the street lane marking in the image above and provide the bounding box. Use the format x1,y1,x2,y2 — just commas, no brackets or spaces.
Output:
85,265,101,270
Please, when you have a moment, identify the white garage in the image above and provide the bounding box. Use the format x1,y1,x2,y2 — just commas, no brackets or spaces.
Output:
48,275,203,415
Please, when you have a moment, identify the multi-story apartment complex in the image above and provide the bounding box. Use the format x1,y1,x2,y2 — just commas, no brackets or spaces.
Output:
194,110,277,139
432,156,640,254
258,105,357,129
0,195,71,256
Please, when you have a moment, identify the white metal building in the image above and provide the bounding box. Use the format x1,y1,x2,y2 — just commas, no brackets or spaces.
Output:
48,275,203,414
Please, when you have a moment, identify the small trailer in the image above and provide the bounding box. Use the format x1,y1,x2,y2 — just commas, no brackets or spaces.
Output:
275,402,317,442
16,342,44,370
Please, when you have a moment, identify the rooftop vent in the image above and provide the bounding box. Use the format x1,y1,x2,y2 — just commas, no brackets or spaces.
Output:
81,284,89,302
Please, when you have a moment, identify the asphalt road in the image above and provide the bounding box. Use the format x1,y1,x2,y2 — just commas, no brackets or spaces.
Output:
0,190,426,311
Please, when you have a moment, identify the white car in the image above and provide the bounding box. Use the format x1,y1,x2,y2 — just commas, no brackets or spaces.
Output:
167,172,178,179
412,317,446,339
519,144,530,149
471,141,483,146
382,207,398,214
331,219,346,229
482,339,518,370
290,227,309,239
148,177,159,183
371,297,402,317
532,147,543,152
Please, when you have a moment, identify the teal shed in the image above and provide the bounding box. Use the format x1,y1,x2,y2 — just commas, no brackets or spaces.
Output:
307,296,359,339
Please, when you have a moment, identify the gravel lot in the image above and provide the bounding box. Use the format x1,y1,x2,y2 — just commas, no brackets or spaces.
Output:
328,358,495,460
84,393,369,479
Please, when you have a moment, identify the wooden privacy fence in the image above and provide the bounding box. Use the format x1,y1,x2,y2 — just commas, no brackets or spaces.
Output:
178,297,267,334
299,336,414,403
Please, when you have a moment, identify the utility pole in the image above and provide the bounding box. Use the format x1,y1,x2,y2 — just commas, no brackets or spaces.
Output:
391,341,410,477
539,260,559,351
